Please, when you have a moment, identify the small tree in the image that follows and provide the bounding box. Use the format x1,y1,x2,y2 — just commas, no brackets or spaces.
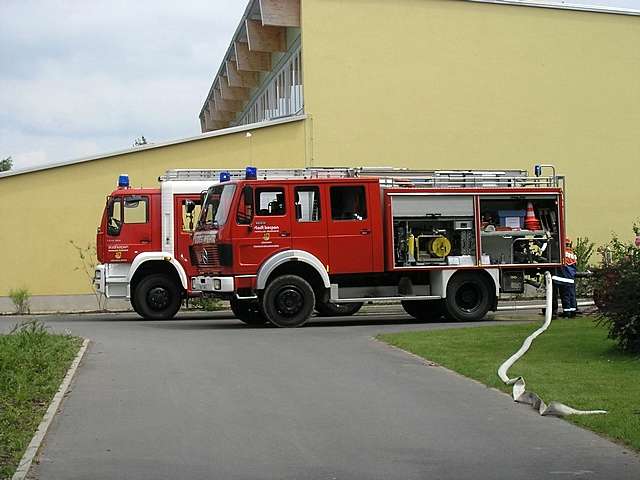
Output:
133,136,148,147
0,156,12,172
593,223,640,353
69,240,106,311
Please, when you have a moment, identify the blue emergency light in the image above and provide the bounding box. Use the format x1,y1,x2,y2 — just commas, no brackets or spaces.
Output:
118,174,130,188
220,171,231,182
245,166,257,180
534,165,542,177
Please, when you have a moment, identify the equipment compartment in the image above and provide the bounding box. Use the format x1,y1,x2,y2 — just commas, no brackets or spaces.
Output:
479,196,561,266
391,195,476,267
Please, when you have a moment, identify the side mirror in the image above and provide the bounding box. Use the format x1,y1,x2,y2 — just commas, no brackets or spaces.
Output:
244,185,253,206
185,200,196,214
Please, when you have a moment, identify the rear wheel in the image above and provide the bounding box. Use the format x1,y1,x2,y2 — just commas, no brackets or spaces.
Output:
401,300,444,322
230,297,267,326
315,301,363,317
444,273,492,322
262,275,315,328
133,274,182,320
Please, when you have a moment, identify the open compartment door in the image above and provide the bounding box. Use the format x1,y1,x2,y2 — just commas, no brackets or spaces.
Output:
478,195,562,266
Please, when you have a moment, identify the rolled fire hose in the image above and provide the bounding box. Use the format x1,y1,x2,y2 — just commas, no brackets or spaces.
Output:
497,271,607,416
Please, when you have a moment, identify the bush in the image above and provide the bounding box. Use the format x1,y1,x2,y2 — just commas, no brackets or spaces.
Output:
188,297,225,311
593,223,640,353
574,236,595,297
8,287,31,315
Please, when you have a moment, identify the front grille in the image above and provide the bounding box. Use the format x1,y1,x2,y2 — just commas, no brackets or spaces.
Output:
190,244,221,269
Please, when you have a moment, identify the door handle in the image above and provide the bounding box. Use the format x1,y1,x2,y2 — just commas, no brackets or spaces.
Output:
280,231,290,237
360,229,371,235
141,239,151,244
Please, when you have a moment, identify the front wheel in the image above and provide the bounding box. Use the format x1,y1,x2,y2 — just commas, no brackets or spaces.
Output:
262,275,315,328
443,273,492,322
133,274,182,320
230,298,267,326
315,302,363,317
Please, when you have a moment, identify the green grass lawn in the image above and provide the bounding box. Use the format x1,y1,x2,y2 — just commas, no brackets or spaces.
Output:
0,321,82,478
378,317,640,451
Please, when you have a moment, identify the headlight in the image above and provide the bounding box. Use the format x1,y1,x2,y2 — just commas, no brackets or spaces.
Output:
214,279,222,290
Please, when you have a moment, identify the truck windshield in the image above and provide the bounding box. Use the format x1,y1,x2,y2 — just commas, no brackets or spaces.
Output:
199,184,236,230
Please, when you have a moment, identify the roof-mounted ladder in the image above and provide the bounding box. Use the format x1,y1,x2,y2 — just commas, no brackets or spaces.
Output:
159,166,563,189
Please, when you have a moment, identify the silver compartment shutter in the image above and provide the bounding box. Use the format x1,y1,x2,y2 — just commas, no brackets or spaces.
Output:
391,195,474,217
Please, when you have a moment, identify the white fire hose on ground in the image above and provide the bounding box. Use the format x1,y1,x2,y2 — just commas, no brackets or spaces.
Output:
497,271,607,416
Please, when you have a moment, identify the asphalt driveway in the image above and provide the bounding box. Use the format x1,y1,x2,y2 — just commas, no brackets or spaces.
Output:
3,309,639,479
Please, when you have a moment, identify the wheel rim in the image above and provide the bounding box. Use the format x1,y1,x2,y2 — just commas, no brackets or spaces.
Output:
275,286,304,317
456,283,482,313
147,287,170,311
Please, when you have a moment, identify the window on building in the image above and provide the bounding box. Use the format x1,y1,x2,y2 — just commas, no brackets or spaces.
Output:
256,188,286,216
330,186,367,221
295,186,321,222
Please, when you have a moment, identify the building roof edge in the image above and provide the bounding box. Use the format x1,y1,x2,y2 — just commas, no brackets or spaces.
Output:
0,115,306,180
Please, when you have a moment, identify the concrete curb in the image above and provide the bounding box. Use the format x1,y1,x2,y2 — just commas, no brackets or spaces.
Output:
11,337,90,480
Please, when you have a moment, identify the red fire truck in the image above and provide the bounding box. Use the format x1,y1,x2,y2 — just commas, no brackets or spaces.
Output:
190,166,566,327
94,170,219,319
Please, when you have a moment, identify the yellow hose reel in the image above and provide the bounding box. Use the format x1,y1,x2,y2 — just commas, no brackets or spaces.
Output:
414,235,452,261
428,236,452,258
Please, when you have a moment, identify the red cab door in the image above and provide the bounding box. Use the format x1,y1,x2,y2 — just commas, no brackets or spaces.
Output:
290,184,328,266
173,195,202,280
105,194,153,262
327,184,373,274
234,185,292,273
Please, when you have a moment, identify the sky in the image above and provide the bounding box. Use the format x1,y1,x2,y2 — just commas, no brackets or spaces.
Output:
0,0,247,171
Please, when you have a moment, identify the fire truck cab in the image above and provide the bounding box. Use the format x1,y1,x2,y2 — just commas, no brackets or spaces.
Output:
94,171,219,319
191,167,565,327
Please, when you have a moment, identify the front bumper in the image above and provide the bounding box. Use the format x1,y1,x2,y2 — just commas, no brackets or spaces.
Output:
191,275,235,293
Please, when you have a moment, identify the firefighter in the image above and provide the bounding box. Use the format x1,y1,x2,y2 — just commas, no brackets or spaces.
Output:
559,237,578,317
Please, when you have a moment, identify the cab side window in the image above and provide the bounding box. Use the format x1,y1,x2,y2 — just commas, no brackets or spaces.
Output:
237,186,254,225
256,188,285,216
181,200,201,232
107,197,122,236
123,196,148,224
330,186,367,221
295,186,321,222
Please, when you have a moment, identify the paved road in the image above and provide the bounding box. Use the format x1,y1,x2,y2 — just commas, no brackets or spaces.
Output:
3,309,639,480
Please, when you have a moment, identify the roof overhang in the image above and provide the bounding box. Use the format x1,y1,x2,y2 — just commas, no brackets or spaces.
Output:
467,0,640,16
0,115,306,180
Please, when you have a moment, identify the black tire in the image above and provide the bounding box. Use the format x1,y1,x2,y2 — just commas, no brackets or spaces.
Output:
315,301,363,317
230,297,267,326
401,300,444,322
444,272,493,322
262,275,315,328
130,294,144,317
133,274,182,320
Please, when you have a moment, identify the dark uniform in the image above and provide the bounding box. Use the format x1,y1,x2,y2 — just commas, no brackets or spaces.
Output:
559,241,578,317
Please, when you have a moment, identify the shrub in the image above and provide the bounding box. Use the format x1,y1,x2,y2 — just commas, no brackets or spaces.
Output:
574,236,595,297
188,297,225,311
593,223,640,353
8,287,31,315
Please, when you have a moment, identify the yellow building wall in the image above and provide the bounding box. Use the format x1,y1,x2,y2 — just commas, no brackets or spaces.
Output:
301,0,640,245
0,120,306,296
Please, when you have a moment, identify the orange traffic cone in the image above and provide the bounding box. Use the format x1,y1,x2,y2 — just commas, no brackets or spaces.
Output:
524,201,542,231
